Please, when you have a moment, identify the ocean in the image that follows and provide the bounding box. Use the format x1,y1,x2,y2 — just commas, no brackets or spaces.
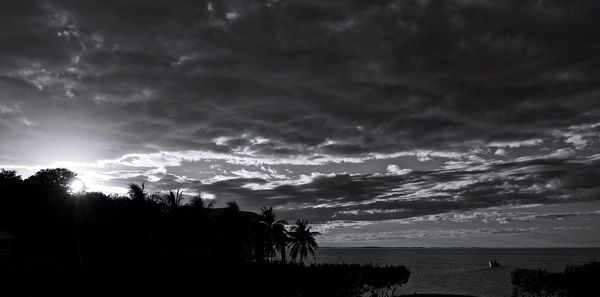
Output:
309,248,600,297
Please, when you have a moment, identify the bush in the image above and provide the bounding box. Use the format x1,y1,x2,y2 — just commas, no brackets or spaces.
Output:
511,260,600,297
231,262,411,297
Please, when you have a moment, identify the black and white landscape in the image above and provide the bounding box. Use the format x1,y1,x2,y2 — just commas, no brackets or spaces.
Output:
1,1,600,296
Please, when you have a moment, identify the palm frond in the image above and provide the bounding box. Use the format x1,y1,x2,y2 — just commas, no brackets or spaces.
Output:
226,201,239,212
191,195,213,209
287,219,320,263
128,183,146,204
165,189,184,211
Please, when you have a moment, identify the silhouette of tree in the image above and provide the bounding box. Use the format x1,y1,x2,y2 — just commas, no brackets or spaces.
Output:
226,201,239,212
273,223,289,263
23,168,76,226
191,194,214,210
260,206,288,262
0,169,22,239
25,168,76,193
0,167,418,297
288,220,320,264
218,201,249,261
0,169,22,186
0,170,21,207
128,183,146,206
164,189,184,211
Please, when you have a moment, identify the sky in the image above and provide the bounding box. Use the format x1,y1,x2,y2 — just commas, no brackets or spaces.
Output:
1,0,600,247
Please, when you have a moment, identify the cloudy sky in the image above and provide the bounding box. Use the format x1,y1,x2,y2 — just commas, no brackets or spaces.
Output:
2,0,600,247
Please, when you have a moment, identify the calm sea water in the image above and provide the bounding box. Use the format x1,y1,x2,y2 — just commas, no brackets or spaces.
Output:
308,248,600,297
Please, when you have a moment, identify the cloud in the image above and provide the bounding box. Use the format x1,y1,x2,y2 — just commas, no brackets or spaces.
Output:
318,226,589,243
2,0,600,164
518,210,600,222
386,164,412,175
189,154,600,223
553,122,600,150
488,139,543,148
494,148,507,156
1,0,600,245
388,209,600,225
8,147,598,224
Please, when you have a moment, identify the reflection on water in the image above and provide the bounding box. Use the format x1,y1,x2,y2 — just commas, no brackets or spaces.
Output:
309,248,600,297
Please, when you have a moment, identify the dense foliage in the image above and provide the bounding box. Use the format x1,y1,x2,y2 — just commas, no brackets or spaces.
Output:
0,168,411,297
511,260,600,297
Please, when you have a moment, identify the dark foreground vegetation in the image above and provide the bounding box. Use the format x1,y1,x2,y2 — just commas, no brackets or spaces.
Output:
398,295,476,297
0,168,410,297
511,260,600,297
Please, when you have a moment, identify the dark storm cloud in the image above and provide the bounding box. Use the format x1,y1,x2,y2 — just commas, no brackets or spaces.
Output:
2,0,600,237
2,0,600,160
196,154,600,223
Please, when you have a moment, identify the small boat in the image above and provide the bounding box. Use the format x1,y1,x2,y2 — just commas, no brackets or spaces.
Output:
489,260,500,268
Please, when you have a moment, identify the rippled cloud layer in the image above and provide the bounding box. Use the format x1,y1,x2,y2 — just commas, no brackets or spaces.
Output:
2,0,600,245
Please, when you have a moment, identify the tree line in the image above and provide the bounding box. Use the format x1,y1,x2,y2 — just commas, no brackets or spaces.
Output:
0,168,410,297
0,168,319,264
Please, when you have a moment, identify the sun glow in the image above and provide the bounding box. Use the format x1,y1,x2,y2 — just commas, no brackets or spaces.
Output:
69,179,86,193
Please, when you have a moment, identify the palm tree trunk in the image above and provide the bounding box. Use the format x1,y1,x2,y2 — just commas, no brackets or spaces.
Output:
280,245,286,263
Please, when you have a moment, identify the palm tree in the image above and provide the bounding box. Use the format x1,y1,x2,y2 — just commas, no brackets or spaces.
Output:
165,189,184,211
273,222,288,263
222,201,246,260
260,206,288,262
128,183,146,206
288,220,320,264
190,194,214,210
127,183,150,256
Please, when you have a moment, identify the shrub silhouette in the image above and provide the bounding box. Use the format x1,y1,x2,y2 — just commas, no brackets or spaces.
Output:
363,265,411,297
511,260,600,297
